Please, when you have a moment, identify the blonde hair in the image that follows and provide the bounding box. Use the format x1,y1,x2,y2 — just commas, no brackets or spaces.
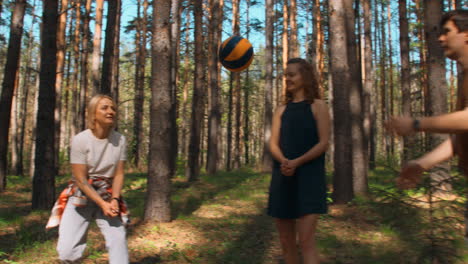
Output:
86,94,117,130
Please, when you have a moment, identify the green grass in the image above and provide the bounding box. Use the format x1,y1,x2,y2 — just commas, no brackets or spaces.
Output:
0,165,466,263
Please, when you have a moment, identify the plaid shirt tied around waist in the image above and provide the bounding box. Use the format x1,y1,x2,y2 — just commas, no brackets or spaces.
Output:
46,176,130,229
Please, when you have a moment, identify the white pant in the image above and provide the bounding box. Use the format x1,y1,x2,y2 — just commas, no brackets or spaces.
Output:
57,198,129,263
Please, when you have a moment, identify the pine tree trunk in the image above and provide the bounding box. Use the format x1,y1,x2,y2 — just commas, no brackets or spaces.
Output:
169,0,180,176
344,0,367,196
18,0,38,176
207,0,222,174
329,0,354,203
226,74,233,171
387,2,395,156
72,2,83,131
288,0,298,58
424,0,451,191
145,0,172,222
262,0,274,172
243,0,251,165
79,0,91,130
132,0,147,168
32,0,58,210
0,0,27,190
363,0,374,169
100,0,120,95
399,0,414,162
186,0,206,181
54,0,68,174
91,0,104,94
281,0,288,98
181,10,191,160
10,74,19,175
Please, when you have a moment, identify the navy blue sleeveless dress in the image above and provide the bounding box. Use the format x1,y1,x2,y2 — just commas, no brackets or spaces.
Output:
267,100,327,219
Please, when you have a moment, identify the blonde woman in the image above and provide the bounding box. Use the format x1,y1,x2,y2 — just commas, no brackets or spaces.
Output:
47,94,129,263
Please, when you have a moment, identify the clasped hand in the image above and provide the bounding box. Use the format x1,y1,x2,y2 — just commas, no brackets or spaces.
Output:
101,199,120,218
280,159,299,176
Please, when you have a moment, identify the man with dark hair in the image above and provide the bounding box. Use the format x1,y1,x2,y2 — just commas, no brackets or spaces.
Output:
386,9,468,243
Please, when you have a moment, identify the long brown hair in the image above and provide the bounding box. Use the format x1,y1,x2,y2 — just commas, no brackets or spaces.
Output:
442,10,468,174
282,58,321,104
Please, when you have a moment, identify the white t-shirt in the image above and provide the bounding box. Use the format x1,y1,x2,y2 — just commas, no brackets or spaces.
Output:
70,129,127,178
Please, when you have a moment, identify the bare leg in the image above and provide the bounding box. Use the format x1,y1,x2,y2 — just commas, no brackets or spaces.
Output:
275,218,299,264
297,214,320,264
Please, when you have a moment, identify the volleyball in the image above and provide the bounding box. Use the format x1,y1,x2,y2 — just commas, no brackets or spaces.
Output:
219,36,254,72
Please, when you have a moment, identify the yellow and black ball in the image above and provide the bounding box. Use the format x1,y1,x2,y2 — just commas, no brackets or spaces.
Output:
219,36,254,72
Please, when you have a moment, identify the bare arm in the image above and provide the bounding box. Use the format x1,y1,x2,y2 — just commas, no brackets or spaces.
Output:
386,108,468,136
291,100,331,167
72,163,117,217
415,137,455,170
269,105,287,163
397,138,454,189
110,161,125,212
419,109,468,133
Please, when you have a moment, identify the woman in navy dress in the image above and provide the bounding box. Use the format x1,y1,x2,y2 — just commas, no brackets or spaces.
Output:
268,58,330,264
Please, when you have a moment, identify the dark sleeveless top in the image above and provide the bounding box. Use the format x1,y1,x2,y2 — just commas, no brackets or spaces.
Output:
267,100,327,218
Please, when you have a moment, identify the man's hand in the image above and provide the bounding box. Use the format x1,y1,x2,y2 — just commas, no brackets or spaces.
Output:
396,161,425,189
385,116,415,136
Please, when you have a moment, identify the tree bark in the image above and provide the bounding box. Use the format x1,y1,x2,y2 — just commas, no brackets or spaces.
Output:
207,0,222,174
132,0,148,169
169,0,180,176
186,0,207,181
288,0,299,58
329,0,354,203
363,0,374,169
261,0,274,172
424,0,451,190
100,0,120,95
32,0,58,209
0,0,27,190
145,0,172,222
399,0,414,162
91,0,104,94
344,0,367,196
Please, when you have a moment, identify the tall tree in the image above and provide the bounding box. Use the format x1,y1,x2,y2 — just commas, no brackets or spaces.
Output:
100,0,121,96
79,0,92,119
32,0,58,209
145,0,172,222
169,0,180,176
344,0,367,195
281,0,289,96
310,0,325,96
207,0,222,174
132,0,148,168
243,0,251,164
329,0,353,203
91,0,104,94
16,0,39,176
54,0,69,175
363,0,375,169
187,0,207,181
261,0,274,172
424,0,450,189
387,1,395,155
288,0,299,57
0,0,27,190
399,0,414,162
232,0,241,169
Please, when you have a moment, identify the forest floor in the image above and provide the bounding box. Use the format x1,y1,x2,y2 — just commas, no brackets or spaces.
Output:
0,165,467,264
